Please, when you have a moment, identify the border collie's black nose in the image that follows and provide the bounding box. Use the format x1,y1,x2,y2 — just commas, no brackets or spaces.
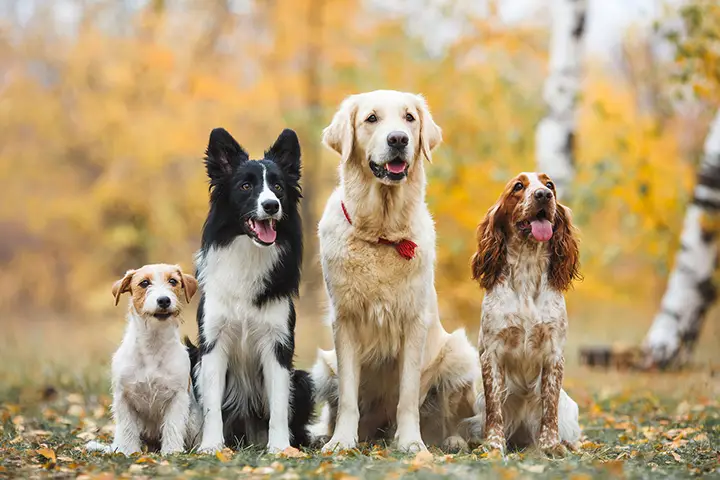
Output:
534,188,553,202
157,296,171,309
387,131,409,149
262,199,280,215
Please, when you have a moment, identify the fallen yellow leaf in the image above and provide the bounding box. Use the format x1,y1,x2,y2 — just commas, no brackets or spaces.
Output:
279,446,308,458
36,448,56,463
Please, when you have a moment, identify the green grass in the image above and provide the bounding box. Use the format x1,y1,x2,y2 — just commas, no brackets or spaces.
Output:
1,370,718,479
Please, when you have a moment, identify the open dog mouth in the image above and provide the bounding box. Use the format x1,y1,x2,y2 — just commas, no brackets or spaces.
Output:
246,218,278,245
369,158,409,181
517,209,554,242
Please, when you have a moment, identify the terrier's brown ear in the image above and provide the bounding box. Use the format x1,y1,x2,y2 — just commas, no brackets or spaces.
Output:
112,270,135,306
180,272,198,303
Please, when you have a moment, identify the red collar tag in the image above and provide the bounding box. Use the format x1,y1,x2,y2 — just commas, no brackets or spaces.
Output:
341,201,417,260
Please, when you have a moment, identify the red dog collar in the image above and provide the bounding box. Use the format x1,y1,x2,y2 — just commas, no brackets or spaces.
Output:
341,201,417,260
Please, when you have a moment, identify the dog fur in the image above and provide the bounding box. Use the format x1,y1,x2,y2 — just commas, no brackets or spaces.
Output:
311,90,481,453
86,264,202,455
186,128,314,454
470,172,582,456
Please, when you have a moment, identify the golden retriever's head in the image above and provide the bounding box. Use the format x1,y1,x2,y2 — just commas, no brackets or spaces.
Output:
112,264,198,321
323,90,442,185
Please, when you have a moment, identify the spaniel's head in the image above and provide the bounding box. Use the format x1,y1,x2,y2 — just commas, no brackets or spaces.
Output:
471,172,581,291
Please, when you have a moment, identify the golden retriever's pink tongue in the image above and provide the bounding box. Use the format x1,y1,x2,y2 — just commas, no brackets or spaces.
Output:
530,219,553,242
254,220,277,244
386,161,406,174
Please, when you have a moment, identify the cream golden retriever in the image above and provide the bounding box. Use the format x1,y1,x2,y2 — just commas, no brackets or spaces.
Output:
310,90,480,453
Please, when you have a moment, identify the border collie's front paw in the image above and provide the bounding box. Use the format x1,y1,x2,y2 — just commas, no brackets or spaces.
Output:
266,442,291,455
198,442,224,454
321,435,357,453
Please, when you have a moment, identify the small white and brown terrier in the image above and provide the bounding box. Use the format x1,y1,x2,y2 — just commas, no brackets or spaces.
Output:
470,172,582,457
87,264,203,455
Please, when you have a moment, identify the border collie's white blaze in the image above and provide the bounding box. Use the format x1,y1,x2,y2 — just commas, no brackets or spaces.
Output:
186,128,313,454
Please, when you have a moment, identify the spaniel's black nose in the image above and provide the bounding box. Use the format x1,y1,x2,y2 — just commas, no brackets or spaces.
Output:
534,188,553,202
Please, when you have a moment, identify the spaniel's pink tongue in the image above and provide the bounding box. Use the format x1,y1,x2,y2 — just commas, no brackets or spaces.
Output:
530,219,553,242
253,220,277,244
386,161,407,174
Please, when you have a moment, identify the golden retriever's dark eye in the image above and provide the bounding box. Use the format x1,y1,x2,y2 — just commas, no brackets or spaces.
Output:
139,279,150,288
241,182,251,190
513,181,524,192
405,113,415,122
546,181,554,190
366,114,378,123
168,278,178,286
274,183,283,192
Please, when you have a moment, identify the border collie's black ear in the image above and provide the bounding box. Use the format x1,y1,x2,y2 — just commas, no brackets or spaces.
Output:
205,128,248,182
266,129,301,180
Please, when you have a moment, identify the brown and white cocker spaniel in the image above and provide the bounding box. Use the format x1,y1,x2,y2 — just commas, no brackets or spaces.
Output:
470,172,581,456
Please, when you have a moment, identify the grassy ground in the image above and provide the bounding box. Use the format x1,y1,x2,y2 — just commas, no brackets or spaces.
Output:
1,367,718,478
0,311,718,479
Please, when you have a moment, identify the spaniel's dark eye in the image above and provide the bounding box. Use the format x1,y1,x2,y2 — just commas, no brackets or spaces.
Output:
513,182,524,192
405,113,415,122
546,181,554,190
168,278,178,286
139,280,150,288
366,114,378,123
274,183,283,192
241,182,251,190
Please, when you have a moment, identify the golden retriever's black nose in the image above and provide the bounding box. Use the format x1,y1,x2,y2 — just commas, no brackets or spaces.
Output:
387,131,409,149
157,296,171,309
262,199,280,215
534,188,553,202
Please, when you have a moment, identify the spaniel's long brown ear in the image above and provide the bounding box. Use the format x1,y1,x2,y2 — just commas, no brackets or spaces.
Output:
112,270,135,306
322,95,358,162
180,272,198,303
548,204,582,291
471,203,507,290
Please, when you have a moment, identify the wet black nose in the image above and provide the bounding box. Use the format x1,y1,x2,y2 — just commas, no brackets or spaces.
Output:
387,131,409,149
157,296,171,309
262,199,280,215
534,188,554,202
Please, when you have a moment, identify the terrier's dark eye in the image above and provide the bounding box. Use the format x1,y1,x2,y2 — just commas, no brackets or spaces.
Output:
139,280,150,288
366,114,378,123
513,182,524,192
546,181,555,190
168,278,178,286
241,182,251,190
405,113,415,122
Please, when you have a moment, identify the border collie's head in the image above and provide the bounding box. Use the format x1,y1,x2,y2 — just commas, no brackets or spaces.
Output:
204,128,301,248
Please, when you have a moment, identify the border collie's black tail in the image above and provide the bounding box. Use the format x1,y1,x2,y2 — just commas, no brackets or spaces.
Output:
184,337,201,399
290,369,314,448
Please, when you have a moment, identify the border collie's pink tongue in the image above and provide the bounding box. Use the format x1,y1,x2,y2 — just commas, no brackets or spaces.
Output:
386,160,407,174
530,219,553,242
253,220,277,244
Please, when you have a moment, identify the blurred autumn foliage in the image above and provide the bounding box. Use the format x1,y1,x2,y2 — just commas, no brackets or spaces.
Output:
0,0,718,338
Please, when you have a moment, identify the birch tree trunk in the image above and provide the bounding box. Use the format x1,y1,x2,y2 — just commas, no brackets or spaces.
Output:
535,0,587,198
643,110,720,368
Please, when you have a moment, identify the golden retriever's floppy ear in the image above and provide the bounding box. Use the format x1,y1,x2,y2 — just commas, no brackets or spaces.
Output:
322,95,358,162
471,203,507,290
414,94,442,163
112,270,135,306
178,269,198,303
548,204,582,291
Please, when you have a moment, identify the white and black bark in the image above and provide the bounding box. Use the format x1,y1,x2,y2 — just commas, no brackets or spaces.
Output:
535,0,587,199
643,110,720,368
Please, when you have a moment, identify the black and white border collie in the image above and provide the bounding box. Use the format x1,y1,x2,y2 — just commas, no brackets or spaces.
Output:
186,127,313,453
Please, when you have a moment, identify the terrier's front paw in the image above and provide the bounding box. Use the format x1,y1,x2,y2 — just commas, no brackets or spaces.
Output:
321,435,357,453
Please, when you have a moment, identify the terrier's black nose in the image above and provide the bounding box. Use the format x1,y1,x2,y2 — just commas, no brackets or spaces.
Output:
534,188,553,202
262,199,280,215
157,296,171,309
387,131,409,149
